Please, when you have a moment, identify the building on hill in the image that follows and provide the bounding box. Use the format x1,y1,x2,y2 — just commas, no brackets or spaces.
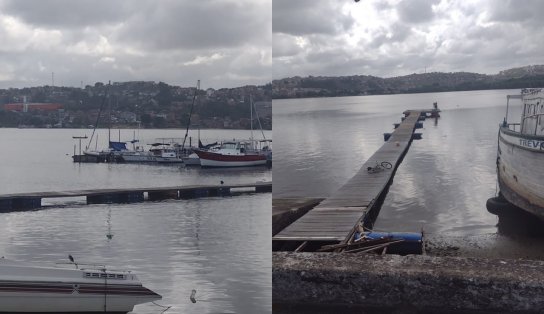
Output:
4,103,63,112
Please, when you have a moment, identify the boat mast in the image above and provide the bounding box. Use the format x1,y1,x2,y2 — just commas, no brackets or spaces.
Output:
250,94,254,144
252,98,267,141
181,80,199,151
108,86,112,146
87,82,110,150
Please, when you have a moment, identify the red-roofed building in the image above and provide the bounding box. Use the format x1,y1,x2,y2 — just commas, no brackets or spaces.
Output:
4,103,63,112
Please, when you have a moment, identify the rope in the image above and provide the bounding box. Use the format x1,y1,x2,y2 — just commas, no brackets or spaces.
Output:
151,301,172,313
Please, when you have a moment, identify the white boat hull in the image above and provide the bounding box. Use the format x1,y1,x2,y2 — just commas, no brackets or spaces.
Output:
0,292,156,313
498,126,544,219
120,153,157,162
199,158,267,167
0,259,161,313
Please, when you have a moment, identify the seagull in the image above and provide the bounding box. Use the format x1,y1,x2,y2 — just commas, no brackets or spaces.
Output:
190,289,197,303
220,180,224,185
69,255,78,269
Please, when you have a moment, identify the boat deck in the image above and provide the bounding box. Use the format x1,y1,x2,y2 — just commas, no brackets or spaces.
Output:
273,110,424,243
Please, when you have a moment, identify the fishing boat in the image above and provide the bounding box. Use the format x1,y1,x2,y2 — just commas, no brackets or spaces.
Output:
492,88,544,219
0,257,161,313
194,140,267,167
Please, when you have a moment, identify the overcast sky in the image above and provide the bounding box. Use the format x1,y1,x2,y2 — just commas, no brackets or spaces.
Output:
0,0,271,89
273,0,544,79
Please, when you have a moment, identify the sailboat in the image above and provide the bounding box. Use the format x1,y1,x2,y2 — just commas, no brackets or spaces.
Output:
81,83,126,162
119,81,202,165
194,96,270,167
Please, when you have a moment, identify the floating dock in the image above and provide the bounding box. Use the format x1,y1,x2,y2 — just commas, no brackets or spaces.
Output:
273,109,437,251
0,181,271,212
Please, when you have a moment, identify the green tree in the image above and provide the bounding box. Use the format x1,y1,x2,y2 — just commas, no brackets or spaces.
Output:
153,116,166,128
140,113,152,126
156,82,172,107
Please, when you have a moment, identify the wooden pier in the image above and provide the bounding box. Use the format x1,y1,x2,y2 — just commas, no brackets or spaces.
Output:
273,109,437,249
0,181,271,212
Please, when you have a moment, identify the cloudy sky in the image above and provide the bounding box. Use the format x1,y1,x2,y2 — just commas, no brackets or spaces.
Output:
0,0,271,89
273,0,544,79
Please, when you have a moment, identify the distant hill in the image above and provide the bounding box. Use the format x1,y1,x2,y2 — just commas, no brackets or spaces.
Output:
272,65,544,99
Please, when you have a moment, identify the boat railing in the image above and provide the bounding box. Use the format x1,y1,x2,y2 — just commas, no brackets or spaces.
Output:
56,262,135,274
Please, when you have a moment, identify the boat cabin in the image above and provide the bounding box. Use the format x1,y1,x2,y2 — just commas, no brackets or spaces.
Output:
520,89,544,136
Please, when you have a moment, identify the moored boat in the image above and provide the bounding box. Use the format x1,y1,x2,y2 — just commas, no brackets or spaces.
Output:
494,88,544,219
0,257,161,313
194,140,267,167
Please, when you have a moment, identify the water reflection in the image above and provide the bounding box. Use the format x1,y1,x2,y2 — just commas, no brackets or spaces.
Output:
0,194,271,313
274,90,520,235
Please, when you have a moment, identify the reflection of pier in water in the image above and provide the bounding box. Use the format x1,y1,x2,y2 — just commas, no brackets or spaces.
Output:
273,109,440,252
0,181,272,212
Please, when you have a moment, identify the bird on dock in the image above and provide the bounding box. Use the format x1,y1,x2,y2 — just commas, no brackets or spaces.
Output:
220,180,224,185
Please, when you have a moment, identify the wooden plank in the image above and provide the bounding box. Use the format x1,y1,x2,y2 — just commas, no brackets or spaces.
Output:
0,182,271,200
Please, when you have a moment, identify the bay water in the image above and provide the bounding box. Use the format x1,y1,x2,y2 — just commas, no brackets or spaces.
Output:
0,127,271,313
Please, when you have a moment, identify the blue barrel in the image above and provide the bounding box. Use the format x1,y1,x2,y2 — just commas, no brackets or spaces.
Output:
364,232,423,255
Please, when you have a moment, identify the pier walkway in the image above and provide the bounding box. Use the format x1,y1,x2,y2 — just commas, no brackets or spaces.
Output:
273,110,435,245
0,181,271,212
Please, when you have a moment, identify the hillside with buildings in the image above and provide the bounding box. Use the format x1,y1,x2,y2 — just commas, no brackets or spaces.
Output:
273,65,544,99
0,81,272,129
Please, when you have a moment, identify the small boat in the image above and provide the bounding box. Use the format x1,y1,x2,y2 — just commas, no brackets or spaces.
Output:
0,257,161,313
494,88,544,219
118,142,190,163
194,95,271,168
194,140,267,167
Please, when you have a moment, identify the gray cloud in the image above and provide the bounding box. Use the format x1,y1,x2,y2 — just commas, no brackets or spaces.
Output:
273,0,544,79
0,0,130,28
115,1,270,51
273,0,354,36
396,0,438,24
0,0,271,89
488,0,544,28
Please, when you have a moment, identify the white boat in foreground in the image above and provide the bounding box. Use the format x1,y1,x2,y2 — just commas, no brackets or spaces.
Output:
495,88,544,219
0,257,161,313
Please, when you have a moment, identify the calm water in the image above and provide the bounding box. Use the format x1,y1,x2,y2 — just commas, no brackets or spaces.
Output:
273,89,524,235
0,128,271,313
0,128,271,193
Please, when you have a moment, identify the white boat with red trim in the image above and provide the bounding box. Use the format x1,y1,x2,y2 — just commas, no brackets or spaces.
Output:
194,140,267,167
0,257,161,313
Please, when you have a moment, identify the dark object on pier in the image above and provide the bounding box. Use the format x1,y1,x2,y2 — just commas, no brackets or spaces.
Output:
317,232,423,255
383,133,392,141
